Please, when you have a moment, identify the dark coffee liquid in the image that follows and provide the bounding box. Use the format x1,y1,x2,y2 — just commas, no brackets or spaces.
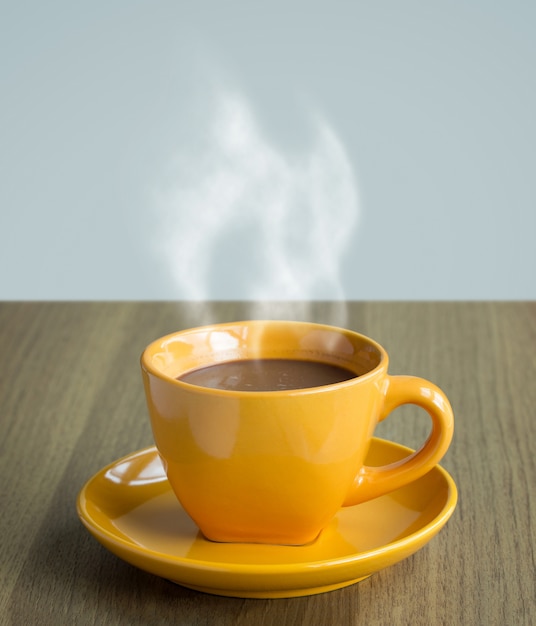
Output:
178,358,356,391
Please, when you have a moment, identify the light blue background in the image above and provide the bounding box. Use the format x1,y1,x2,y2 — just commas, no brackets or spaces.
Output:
1,1,535,299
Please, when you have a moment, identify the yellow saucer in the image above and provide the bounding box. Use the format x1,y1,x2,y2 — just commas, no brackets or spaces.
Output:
77,439,457,598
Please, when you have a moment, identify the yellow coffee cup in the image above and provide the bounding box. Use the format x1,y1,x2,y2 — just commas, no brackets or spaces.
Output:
141,320,454,545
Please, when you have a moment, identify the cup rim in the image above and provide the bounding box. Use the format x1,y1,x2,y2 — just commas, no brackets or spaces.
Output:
140,320,389,397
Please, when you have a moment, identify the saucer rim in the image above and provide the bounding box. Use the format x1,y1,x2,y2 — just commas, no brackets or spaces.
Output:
77,439,458,578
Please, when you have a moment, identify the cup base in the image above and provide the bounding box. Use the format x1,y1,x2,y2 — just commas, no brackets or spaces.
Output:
199,530,323,547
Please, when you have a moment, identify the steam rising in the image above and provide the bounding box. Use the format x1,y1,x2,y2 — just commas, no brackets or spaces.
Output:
154,89,359,324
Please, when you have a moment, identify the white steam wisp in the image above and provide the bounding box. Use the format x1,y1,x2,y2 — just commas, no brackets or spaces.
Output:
153,89,359,324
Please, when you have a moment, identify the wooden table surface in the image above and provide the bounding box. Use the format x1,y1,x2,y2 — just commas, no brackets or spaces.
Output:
1,302,534,625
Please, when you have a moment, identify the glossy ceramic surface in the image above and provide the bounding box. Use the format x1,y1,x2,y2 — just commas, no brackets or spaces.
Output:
77,439,457,598
141,320,454,544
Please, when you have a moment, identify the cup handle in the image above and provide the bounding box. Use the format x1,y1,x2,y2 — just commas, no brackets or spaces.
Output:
343,375,454,506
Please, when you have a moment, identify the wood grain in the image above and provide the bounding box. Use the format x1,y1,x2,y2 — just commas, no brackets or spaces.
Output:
1,302,534,625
